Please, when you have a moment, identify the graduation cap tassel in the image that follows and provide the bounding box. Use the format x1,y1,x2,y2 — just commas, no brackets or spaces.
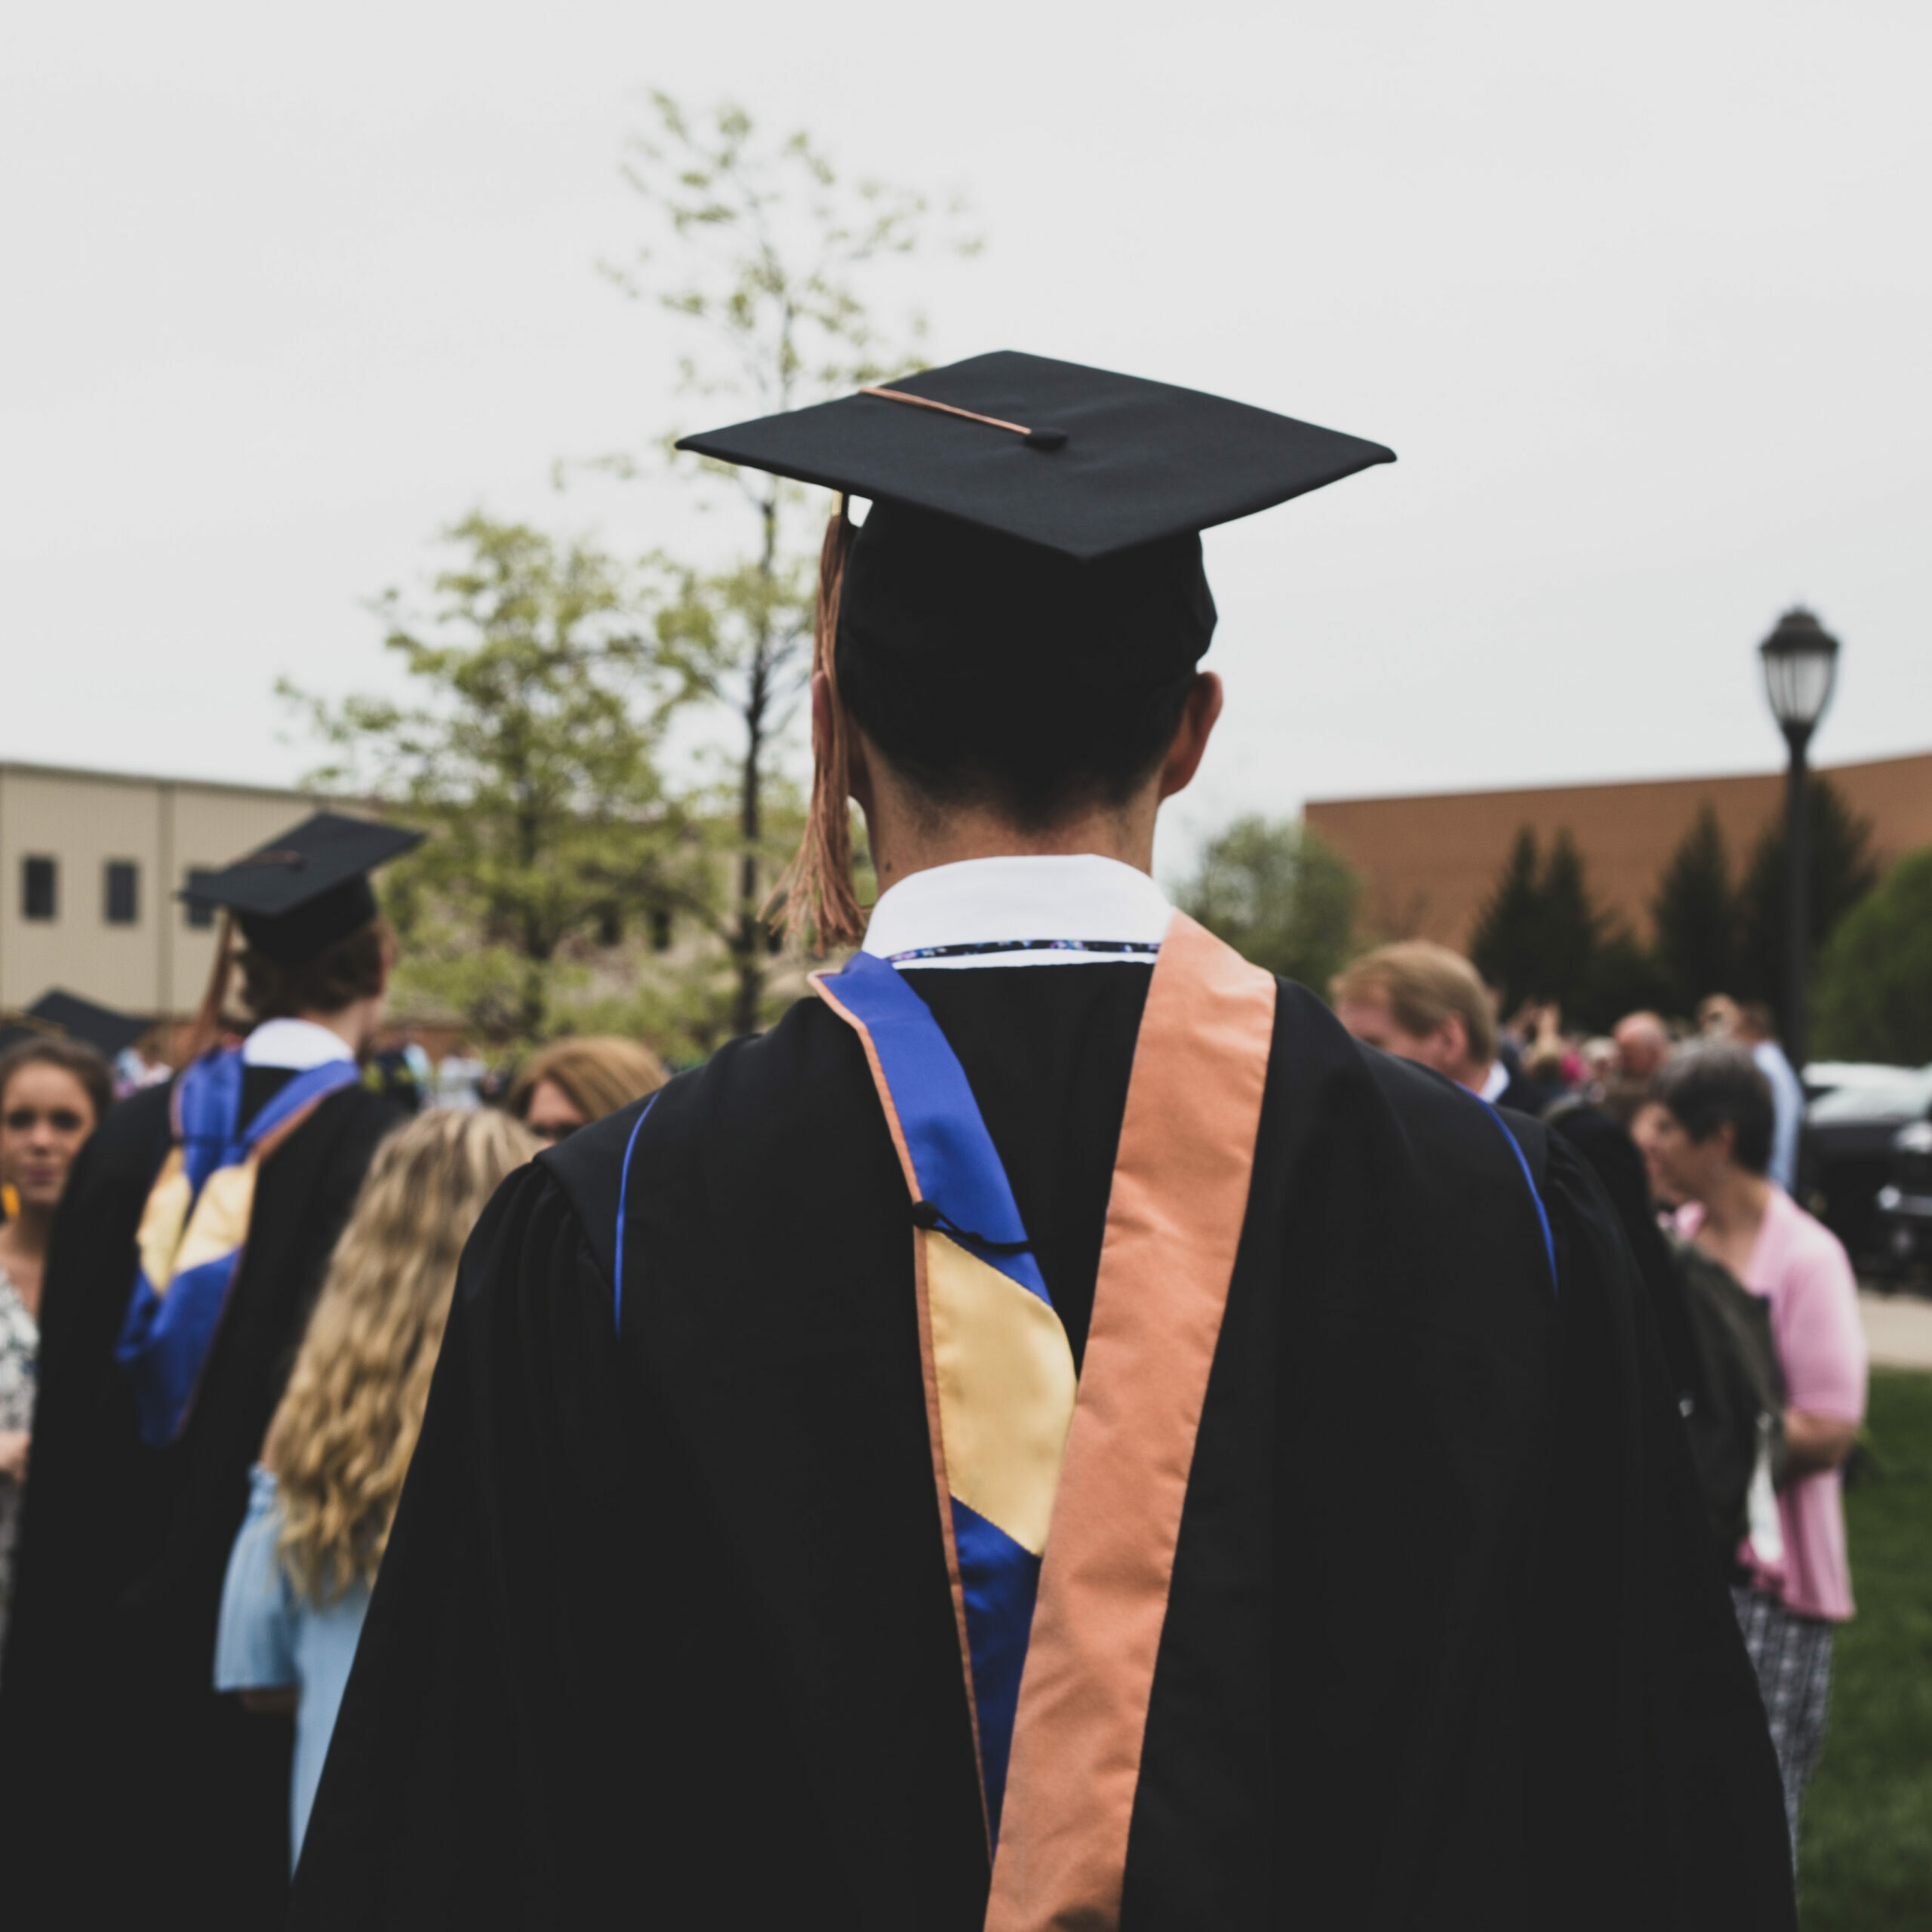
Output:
182,912,238,1063
771,503,867,953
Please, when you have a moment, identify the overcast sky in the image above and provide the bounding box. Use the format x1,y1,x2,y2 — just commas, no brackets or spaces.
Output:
5,1,1927,876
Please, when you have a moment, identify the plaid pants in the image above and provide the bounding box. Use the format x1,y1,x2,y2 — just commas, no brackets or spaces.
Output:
1731,1585,1835,1856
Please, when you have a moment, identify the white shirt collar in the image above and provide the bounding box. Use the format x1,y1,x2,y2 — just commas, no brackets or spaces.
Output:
1476,1060,1511,1104
242,1017,358,1069
861,854,1174,969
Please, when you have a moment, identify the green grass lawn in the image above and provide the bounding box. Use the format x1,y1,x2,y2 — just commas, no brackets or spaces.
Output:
1799,1369,1932,1928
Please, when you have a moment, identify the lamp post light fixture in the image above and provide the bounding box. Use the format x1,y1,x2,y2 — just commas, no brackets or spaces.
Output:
1758,606,1841,1073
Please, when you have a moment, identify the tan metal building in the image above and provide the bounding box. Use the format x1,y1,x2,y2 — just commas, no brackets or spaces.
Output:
0,760,332,1023
1306,748,1932,953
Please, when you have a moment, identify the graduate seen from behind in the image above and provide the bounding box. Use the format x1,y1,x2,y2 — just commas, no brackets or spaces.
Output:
0,814,417,1930
292,355,1793,1930
214,1106,540,1868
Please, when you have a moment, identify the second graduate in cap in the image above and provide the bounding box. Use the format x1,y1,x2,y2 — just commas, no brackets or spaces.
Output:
0,812,418,1927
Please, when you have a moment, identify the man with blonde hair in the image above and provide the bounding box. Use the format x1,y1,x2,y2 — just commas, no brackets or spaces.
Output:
1332,940,1553,1112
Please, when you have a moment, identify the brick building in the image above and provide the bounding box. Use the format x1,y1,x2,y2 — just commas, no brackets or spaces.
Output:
1304,749,1932,953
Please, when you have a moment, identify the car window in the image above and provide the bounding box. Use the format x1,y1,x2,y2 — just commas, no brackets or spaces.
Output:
1808,1068,1932,1121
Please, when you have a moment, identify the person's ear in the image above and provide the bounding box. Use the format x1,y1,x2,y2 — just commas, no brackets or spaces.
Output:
1156,672,1224,801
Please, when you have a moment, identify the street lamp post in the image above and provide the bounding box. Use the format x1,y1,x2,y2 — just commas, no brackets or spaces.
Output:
1757,607,1841,1073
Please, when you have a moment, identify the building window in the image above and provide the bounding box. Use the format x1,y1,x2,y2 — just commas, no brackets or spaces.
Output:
22,856,57,921
183,868,217,930
650,906,673,952
104,860,140,925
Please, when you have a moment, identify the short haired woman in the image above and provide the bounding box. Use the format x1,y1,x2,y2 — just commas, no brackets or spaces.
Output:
215,1106,539,1865
1648,1041,1867,1856
0,1038,113,1658
506,1035,667,1146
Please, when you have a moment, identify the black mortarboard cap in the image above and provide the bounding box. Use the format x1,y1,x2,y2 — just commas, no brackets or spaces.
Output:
17,991,150,1058
180,813,422,964
675,349,1394,563
680,352,1393,952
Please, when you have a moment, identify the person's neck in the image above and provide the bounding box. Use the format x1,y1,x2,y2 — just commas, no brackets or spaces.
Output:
866,797,1155,897
0,1201,54,1269
1697,1164,1772,1240
292,1002,374,1058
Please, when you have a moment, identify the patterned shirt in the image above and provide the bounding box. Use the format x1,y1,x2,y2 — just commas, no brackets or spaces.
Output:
0,1263,39,1655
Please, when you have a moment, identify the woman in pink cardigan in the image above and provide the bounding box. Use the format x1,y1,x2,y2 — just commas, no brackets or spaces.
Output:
1649,1041,1867,1857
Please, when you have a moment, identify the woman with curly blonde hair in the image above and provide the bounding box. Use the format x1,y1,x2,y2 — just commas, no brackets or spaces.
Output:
215,1106,537,1863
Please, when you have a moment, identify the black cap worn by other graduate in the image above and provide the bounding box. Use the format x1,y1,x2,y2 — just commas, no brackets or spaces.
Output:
0,989,150,1060
676,349,1395,945
0,817,422,1921
180,812,423,964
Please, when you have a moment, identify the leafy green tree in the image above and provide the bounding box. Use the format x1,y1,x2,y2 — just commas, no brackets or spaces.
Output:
1470,826,1607,1014
1735,775,1880,1030
1651,804,1738,1014
605,94,975,1034
1466,826,1658,1026
1813,846,1932,1065
1580,928,1675,1034
1536,831,1607,1010
1176,817,1361,989
1468,827,1543,1005
283,513,699,1046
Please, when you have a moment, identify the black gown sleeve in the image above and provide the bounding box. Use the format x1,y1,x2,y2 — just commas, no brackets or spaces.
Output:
0,1088,170,1783
1546,1101,1705,1408
120,1089,405,1650
1524,1133,1794,1932
288,1162,638,1929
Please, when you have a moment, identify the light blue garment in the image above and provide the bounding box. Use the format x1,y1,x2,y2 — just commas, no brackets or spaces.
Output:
214,1465,372,1869
1754,1038,1805,1193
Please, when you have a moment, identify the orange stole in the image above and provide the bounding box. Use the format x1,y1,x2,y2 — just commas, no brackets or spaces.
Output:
986,912,1276,1930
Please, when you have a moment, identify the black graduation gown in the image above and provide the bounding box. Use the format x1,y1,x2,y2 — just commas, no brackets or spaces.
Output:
1546,1100,1706,1414
0,1068,399,1928
291,968,1793,1930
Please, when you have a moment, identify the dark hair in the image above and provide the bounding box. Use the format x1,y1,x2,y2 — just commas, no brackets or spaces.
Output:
0,1037,115,1130
235,918,390,1023
834,503,1214,829
1652,1041,1775,1176
839,639,1195,829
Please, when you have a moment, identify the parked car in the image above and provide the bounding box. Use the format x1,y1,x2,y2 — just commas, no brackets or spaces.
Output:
1801,1064,1932,1266
1803,1060,1918,1102
1876,1117,1932,1275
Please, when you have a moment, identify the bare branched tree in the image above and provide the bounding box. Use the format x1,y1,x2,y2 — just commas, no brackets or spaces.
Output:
605,94,977,1037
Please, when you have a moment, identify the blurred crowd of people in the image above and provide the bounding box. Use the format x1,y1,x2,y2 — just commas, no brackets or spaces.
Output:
1332,939,1868,1862
0,814,673,1922
0,855,1861,1913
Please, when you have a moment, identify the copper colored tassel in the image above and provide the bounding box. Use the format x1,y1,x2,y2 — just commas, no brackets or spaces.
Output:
181,912,238,1063
771,503,866,952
